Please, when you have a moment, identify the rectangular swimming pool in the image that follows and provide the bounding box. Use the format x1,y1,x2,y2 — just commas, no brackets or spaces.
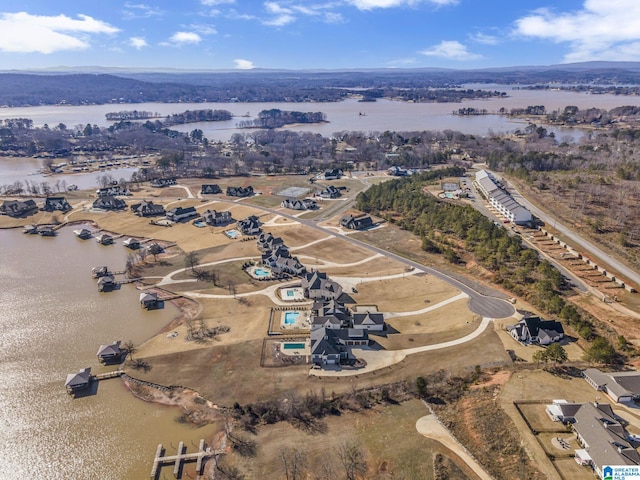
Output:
283,343,305,350
283,311,300,324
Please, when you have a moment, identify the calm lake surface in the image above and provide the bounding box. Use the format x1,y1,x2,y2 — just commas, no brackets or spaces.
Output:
0,87,639,477
0,227,211,480
2,87,640,143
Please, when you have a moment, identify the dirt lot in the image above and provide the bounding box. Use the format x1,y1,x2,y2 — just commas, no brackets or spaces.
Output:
218,399,481,480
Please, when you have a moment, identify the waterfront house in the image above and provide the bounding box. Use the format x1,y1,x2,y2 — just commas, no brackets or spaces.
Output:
130,200,165,217
166,206,198,222
202,209,233,226
92,195,126,211
237,215,262,235
583,368,640,403
140,292,160,309
572,402,640,479
123,237,141,249
340,214,374,230
42,196,71,213
201,184,222,195
318,185,341,198
150,178,176,188
96,340,122,363
23,224,38,234
302,271,343,300
1,199,38,217
65,367,91,394
96,185,130,197
226,185,254,197
507,316,564,345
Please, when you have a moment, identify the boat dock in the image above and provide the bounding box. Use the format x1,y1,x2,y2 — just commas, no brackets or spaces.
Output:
93,370,124,381
150,439,222,479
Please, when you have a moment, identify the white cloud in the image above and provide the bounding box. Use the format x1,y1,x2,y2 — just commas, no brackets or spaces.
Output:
470,32,499,45
263,2,296,26
514,0,640,62
129,37,148,49
346,0,457,10
122,3,163,20
167,31,202,45
419,40,481,60
234,58,255,69
189,23,218,35
0,12,119,54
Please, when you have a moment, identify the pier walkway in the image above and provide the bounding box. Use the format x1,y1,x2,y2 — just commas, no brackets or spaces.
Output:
150,439,224,479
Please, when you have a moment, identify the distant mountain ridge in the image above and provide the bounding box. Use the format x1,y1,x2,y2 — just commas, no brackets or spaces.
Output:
1,62,640,107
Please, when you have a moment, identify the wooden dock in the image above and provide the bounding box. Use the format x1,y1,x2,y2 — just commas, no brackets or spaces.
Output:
150,439,222,479
93,370,124,381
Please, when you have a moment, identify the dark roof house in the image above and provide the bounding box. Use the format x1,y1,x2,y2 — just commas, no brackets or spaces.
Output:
319,185,341,198
93,196,126,211
584,368,640,403
202,209,233,226
65,367,92,394
340,214,374,230
96,340,122,363
302,271,343,300
237,215,262,235
166,206,198,222
507,316,564,345
226,186,254,197
42,197,71,212
1,199,38,217
201,184,222,195
131,200,165,217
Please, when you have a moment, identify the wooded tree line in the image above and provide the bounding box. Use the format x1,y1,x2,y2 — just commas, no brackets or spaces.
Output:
356,169,617,362
236,109,326,129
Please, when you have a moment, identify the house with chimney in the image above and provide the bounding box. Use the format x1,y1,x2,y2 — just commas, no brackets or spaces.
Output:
130,200,165,217
202,209,233,226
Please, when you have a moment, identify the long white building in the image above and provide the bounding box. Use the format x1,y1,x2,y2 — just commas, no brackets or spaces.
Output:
475,170,532,225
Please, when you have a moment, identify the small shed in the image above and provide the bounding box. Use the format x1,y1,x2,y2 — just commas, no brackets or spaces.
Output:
65,367,92,394
92,266,110,278
96,340,122,363
95,233,114,245
123,238,140,249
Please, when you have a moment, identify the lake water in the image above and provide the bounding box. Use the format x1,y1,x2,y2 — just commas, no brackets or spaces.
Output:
2,88,639,143
0,226,211,480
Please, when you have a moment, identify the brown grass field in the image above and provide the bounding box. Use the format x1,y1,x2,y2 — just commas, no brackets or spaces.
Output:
293,236,374,264
385,298,476,335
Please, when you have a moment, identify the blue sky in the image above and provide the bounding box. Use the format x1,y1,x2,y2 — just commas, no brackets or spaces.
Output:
0,0,639,70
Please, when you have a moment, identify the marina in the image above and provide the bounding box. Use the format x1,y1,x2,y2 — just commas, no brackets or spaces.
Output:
149,439,223,479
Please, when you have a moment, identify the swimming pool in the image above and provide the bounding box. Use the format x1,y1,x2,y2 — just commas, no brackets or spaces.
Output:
254,268,271,278
225,229,240,239
283,311,300,325
286,291,294,297
283,342,305,350
193,220,206,227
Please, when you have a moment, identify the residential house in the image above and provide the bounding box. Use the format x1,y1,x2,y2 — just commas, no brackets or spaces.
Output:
41,196,71,213
388,165,411,176
257,232,285,252
310,327,368,366
201,184,222,195
311,315,345,330
319,185,341,198
281,198,317,210
202,209,233,226
323,168,343,180
92,196,126,211
340,214,374,230
65,367,92,394
312,299,350,321
96,340,122,363
166,206,198,222
237,215,262,235
572,402,640,479
302,271,343,300
583,368,640,403
130,200,165,217
545,400,583,422
270,256,306,277
352,312,385,331
1,199,38,217
150,178,177,188
226,186,254,197
507,316,564,345
96,185,130,197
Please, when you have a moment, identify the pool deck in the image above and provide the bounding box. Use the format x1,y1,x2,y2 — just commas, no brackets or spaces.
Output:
279,286,305,301
279,310,310,330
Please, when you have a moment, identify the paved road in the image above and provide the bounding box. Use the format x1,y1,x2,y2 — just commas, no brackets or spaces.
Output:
504,178,640,288
239,198,516,319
